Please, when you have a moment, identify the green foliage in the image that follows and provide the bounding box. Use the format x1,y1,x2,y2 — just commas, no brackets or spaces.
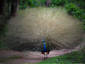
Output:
82,21,85,30
39,0,46,6
65,3,79,15
27,0,40,7
51,0,65,6
65,3,85,30
65,3,84,19
19,0,29,9
0,40,4,48
20,0,46,8
0,40,7,49
66,0,85,9
63,51,85,63
0,25,8,49
19,0,85,9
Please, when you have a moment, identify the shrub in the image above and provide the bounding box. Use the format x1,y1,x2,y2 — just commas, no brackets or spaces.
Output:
27,0,41,7
20,0,47,8
65,3,83,19
65,3,78,14
19,0,28,9
51,0,65,6
65,3,85,30
80,10,85,21
0,40,6,49
39,0,46,6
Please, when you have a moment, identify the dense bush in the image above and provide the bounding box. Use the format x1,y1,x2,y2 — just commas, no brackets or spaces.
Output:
37,0,46,6
0,41,3,48
19,0,85,9
66,0,85,9
19,0,66,8
65,3,80,15
65,3,85,30
20,0,46,8
65,3,84,20
0,40,7,49
27,0,40,7
51,0,65,6
19,0,29,9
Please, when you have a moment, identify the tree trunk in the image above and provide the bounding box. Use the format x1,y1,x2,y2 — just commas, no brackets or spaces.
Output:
10,0,19,16
0,0,5,15
46,0,51,7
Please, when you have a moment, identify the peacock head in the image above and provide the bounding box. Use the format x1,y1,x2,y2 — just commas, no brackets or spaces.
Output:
42,40,45,43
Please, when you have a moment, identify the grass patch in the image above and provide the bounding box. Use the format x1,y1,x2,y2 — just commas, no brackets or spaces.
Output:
38,51,85,64
24,63,36,64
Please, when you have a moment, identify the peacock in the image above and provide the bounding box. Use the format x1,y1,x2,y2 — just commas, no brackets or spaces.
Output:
41,40,50,60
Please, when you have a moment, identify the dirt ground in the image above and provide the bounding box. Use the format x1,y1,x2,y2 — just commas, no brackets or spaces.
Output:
0,49,74,64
